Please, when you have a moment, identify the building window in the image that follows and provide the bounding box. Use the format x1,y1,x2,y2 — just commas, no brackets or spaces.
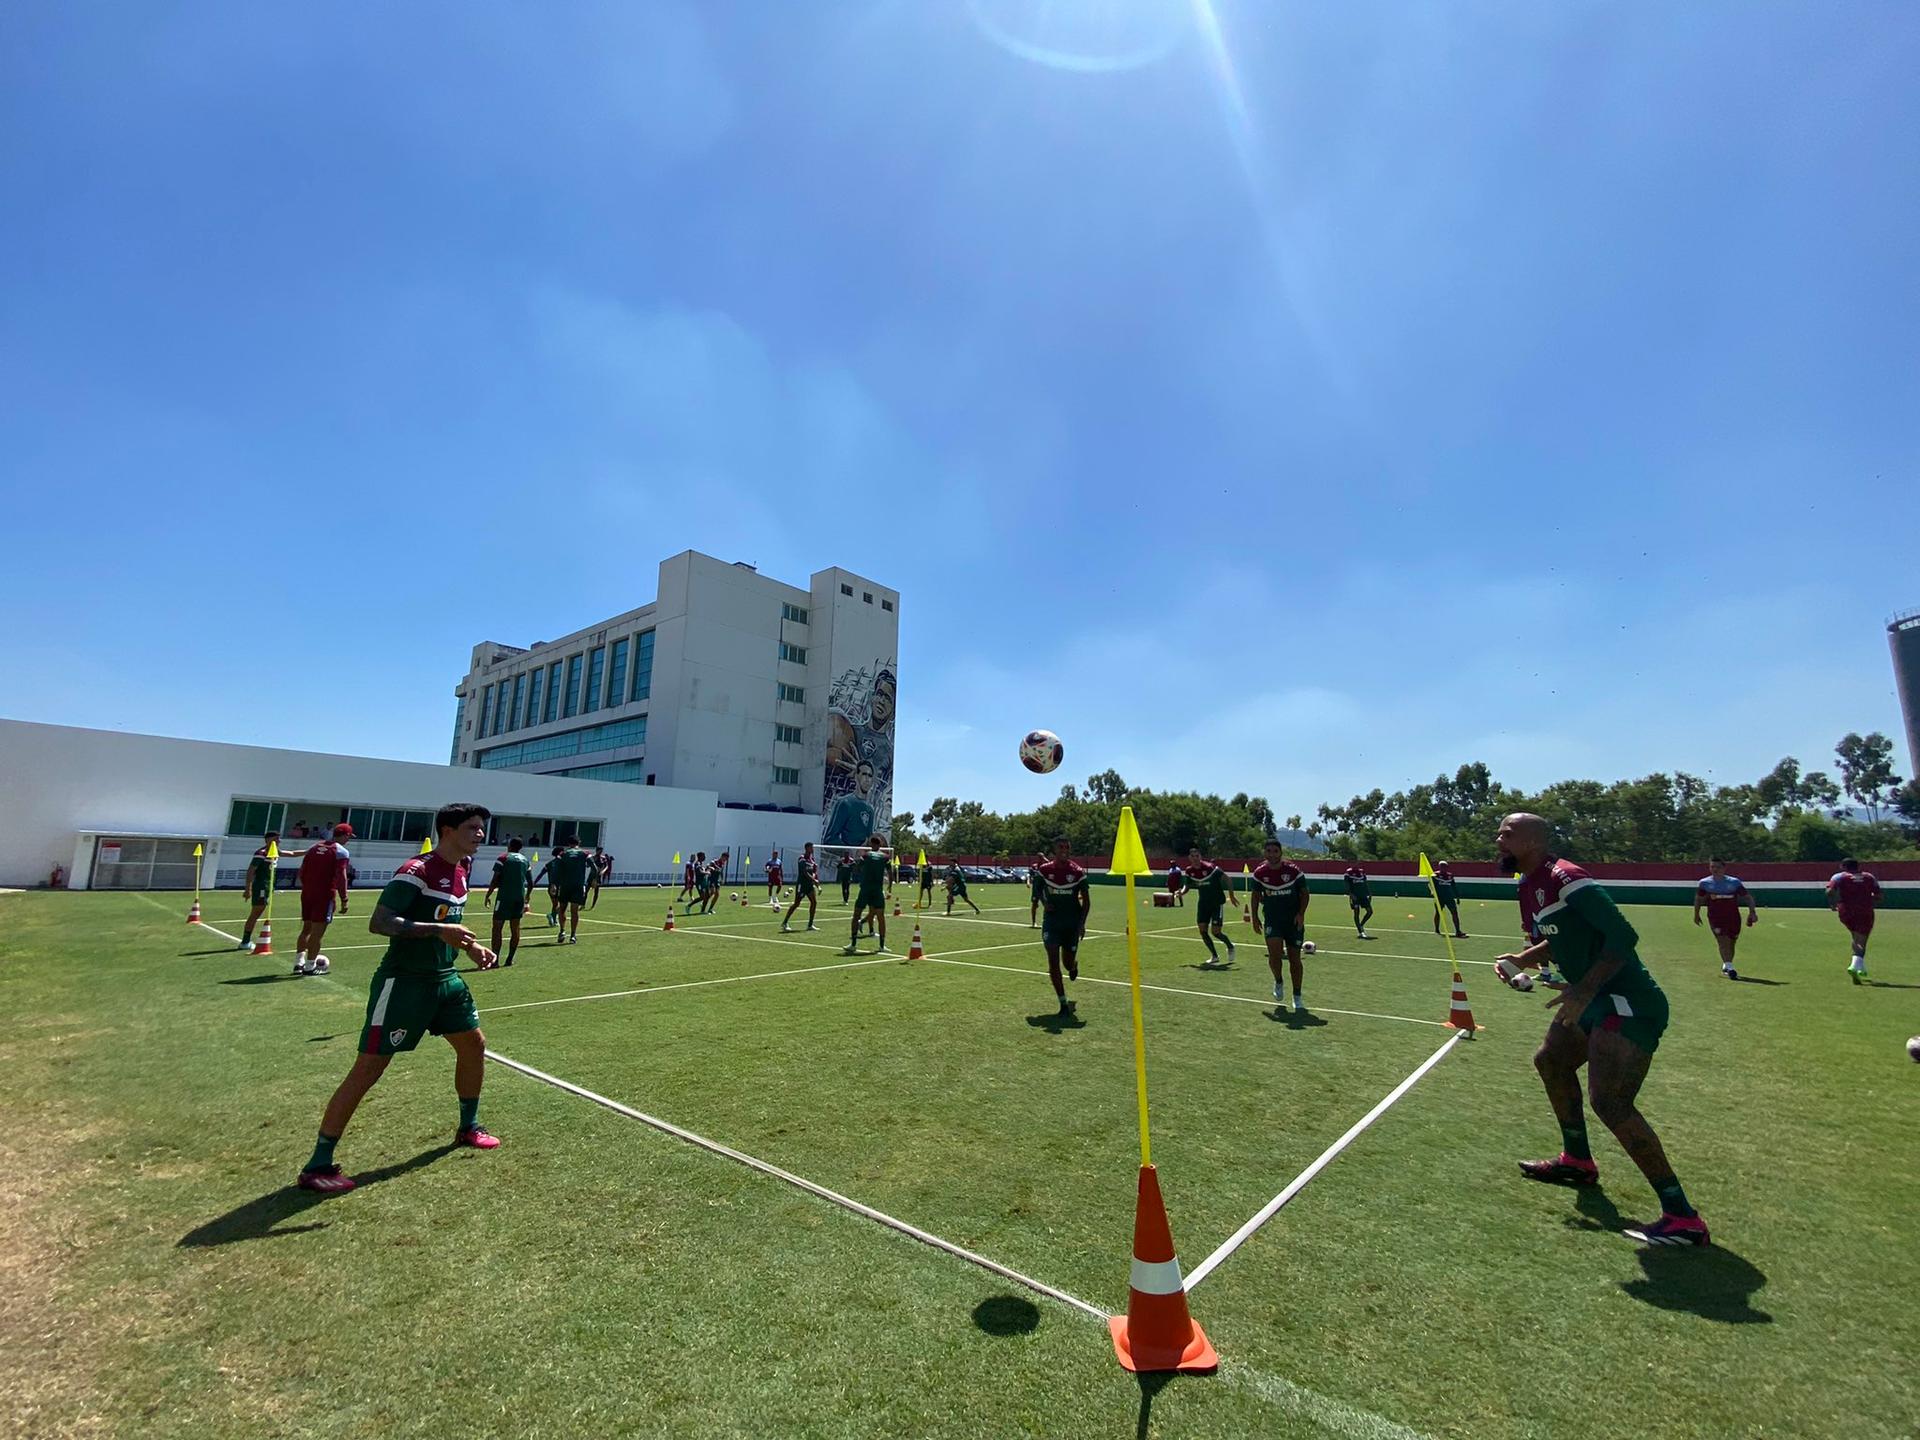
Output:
840,583,853,596
882,599,893,612
478,685,495,737
525,668,544,728
772,766,801,786
449,697,465,763
863,592,873,604
607,637,629,705
779,642,807,664
508,674,525,731
777,682,805,704
582,646,606,714
562,653,584,718
342,808,436,844
631,629,655,701
781,602,809,624
227,799,286,836
476,715,648,769
493,682,511,736
544,661,562,723
775,722,803,744
554,759,646,783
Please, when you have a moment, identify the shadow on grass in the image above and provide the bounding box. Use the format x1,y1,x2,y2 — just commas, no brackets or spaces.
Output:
1263,1007,1329,1029
971,1295,1039,1336
307,1034,341,1044
1565,1187,1771,1323
218,973,300,986
177,1144,456,1248
1186,959,1236,973
1026,1009,1086,1034
1862,979,1920,990
184,946,253,958
1135,1372,1176,1440
1731,976,1789,986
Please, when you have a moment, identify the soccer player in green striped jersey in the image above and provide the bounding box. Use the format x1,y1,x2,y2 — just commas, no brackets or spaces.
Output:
296,802,500,1195
485,837,533,965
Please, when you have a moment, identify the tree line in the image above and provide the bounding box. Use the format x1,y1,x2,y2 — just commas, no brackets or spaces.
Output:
893,735,1919,865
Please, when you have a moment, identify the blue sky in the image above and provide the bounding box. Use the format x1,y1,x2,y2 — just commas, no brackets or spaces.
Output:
3,0,1917,823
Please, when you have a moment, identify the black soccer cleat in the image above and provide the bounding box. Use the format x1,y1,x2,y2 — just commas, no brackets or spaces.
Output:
1519,1155,1599,1186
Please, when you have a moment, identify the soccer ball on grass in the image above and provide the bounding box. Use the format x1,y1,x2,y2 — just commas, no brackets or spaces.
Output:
1302,940,1316,954
312,955,330,974
1019,729,1064,774
1907,1035,1920,1064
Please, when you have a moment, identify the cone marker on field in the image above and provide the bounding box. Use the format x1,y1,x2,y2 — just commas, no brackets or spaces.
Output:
1107,807,1219,1374
1110,1165,1218,1374
663,905,675,932
186,898,202,924
253,919,274,955
908,924,924,960
1420,853,1478,1034
189,842,204,920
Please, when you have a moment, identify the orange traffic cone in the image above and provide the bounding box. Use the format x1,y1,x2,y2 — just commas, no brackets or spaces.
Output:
253,920,274,956
663,906,676,931
1110,1165,1217,1374
1444,967,1477,1032
892,896,902,918
186,899,202,924
908,925,924,960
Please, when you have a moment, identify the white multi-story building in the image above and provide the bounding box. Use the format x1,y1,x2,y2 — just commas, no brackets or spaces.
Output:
452,551,901,843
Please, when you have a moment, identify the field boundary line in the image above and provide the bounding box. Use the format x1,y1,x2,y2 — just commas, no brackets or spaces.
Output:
483,1047,1109,1322
482,957,894,1014
924,957,1447,1029
1184,1031,1466,1292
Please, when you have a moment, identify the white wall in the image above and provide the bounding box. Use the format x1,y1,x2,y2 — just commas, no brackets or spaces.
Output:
0,719,723,890
710,808,827,868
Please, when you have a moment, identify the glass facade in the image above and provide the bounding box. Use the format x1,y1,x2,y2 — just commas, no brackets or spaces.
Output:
476,715,647,770
449,697,465,763
631,629,655,701
508,673,525,730
544,661,562,723
524,668,543,729
606,637,628,706
227,799,287,835
583,646,606,714
477,686,494,737
562,654,583,718
556,759,646,783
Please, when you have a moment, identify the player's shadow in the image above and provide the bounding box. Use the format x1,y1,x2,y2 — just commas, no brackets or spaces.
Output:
1265,1008,1329,1029
1731,976,1789,986
218,973,300,985
1565,1187,1771,1323
970,1295,1039,1337
1186,960,1236,972
1862,979,1920,990
176,1144,455,1248
1026,1009,1087,1034
184,946,250,958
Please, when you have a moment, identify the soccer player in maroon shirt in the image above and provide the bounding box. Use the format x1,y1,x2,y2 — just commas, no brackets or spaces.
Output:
1827,857,1883,982
1250,839,1310,1013
287,823,354,976
1691,858,1757,980
1033,837,1091,1014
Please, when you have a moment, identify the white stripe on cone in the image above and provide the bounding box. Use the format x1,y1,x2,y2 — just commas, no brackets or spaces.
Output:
1130,1255,1185,1295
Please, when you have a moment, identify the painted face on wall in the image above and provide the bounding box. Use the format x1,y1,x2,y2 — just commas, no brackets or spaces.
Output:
855,760,875,797
870,670,896,730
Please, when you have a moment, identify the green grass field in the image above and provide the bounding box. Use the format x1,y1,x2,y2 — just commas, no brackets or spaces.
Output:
3,881,1917,1439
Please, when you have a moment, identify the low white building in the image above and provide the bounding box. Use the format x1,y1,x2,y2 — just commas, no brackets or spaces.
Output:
0,718,823,891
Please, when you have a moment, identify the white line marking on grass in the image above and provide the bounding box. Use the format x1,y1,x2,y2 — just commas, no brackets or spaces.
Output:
482,957,895,1014
483,1047,1109,1323
1218,1359,1435,1440
1142,930,1496,968
1183,1031,1465,1293
133,894,356,996
924,957,1448,1029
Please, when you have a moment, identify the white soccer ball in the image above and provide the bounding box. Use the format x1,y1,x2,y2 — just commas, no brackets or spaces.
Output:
313,955,330,974
1302,940,1316,954
1907,1035,1920,1064
1019,729,1064,775
1494,957,1534,991
729,892,739,902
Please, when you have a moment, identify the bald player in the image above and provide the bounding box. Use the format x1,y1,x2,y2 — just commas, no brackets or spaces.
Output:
1494,813,1708,1247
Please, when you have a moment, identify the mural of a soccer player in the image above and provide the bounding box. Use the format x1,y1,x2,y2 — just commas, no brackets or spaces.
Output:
823,660,896,847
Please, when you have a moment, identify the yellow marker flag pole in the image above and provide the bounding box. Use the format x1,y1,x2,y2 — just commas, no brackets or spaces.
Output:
265,838,280,921
914,847,929,908
1417,853,1463,973
192,843,203,908
1109,806,1155,1167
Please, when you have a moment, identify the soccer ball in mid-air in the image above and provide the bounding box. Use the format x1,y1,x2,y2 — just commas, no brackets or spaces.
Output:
1908,1035,1920,1064
1019,730,1064,774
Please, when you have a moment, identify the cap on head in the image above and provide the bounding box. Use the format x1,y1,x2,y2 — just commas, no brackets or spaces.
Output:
333,823,355,839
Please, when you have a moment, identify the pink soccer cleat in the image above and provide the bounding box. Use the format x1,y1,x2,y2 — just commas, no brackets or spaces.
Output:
296,1165,356,1195
455,1125,501,1149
